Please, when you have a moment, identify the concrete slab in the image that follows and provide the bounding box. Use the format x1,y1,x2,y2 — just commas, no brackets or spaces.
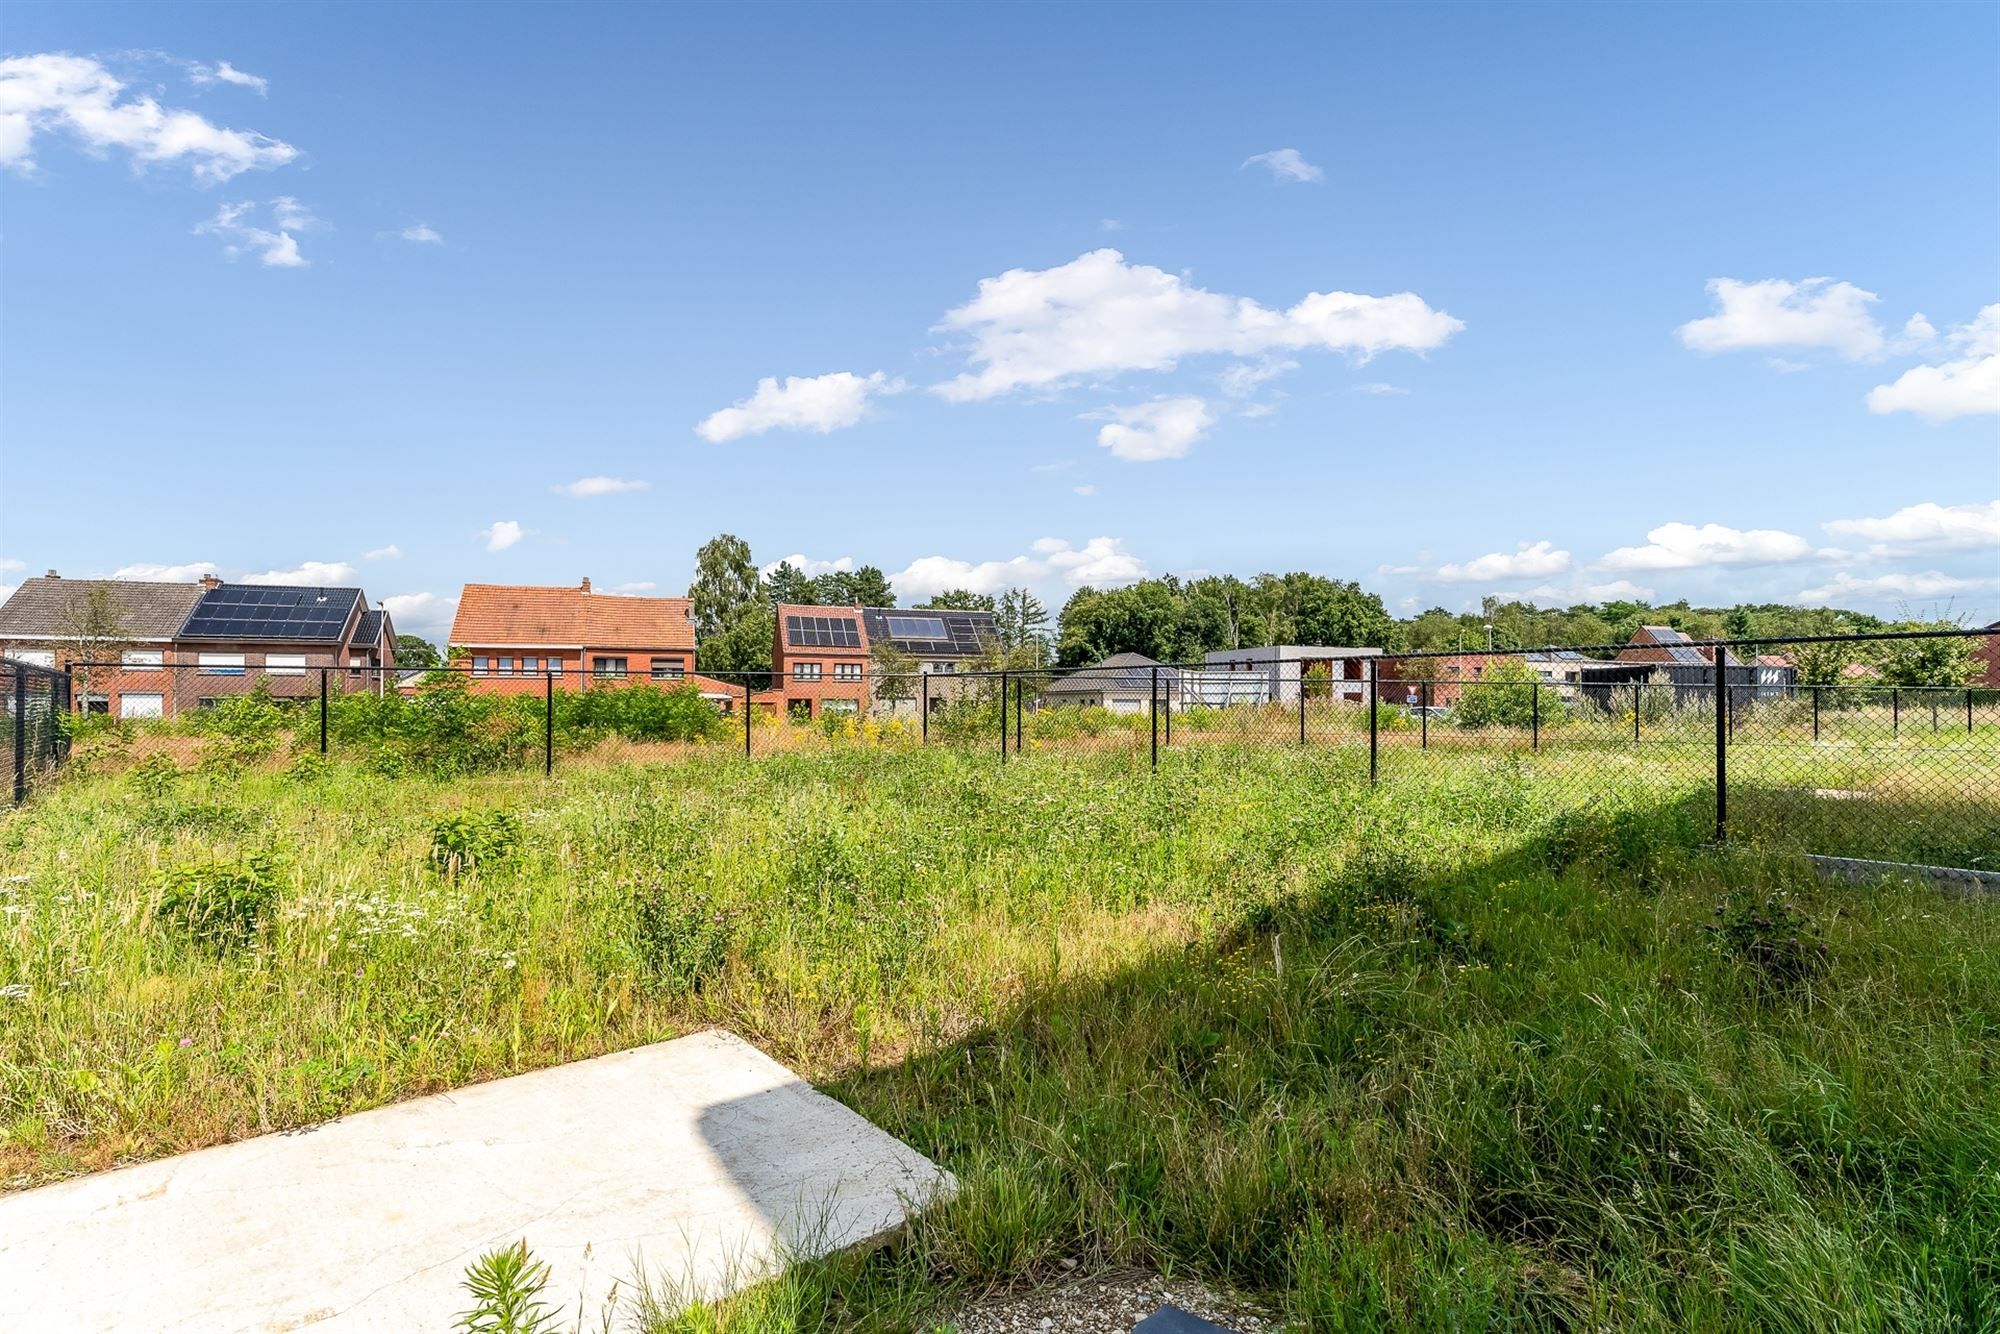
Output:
0,1030,954,1332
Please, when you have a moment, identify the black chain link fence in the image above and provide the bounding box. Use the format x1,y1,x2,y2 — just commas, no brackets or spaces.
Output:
27,629,2000,868
4,658,72,806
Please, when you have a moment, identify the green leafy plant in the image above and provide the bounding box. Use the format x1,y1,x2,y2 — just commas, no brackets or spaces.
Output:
454,1240,562,1334
128,753,181,799
154,853,282,950
1704,889,1830,987
1454,658,1563,729
631,884,736,993
430,810,523,877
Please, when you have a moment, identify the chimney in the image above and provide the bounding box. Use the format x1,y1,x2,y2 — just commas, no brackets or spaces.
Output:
44,569,58,579
579,577,592,594
200,574,222,590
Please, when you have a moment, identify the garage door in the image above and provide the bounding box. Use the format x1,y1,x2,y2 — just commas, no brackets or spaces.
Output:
120,693,165,719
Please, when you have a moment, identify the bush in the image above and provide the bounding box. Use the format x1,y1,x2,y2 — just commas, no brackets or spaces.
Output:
429,811,522,877
630,884,735,993
154,853,282,950
1703,889,1830,987
1454,659,1563,730
128,753,181,799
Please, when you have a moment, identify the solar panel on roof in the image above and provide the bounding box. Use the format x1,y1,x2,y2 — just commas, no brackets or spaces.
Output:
784,614,861,648
181,584,358,641
884,614,948,641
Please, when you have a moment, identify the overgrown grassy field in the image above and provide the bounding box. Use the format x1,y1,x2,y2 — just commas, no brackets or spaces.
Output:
3,745,1997,1331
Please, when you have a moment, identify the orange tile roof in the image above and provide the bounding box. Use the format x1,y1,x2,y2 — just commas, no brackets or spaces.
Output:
450,583,694,651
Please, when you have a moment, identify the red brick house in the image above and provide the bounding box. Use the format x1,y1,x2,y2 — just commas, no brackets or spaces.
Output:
0,572,393,718
770,604,1001,720
448,580,696,694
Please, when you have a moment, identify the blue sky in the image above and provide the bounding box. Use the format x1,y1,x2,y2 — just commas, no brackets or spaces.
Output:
2,1,1995,643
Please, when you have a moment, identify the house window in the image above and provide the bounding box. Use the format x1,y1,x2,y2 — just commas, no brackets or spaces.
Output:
651,657,685,680
120,692,165,720
833,662,862,682
197,654,245,676
121,649,165,669
82,694,110,714
472,656,490,676
928,661,956,674
523,656,540,674
822,697,859,716
11,649,56,669
497,657,515,676
197,697,223,710
792,662,822,682
787,699,812,721
267,654,307,676
594,657,628,679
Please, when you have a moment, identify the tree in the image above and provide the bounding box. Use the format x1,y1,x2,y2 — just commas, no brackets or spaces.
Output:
996,587,1049,662
688,534,760,641
1454,658,1556,729
869,641,920,704
763,561,817,608
924,589,996,611
394,634,440,669
1875,619,1977,687
55,585,129,704
698,600,774,676
1791,639,1853,688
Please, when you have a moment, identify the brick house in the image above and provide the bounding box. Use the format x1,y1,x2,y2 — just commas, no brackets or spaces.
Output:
1977,622,2000,689
448,579,696,694
770,604,1000,719
0,572,393,718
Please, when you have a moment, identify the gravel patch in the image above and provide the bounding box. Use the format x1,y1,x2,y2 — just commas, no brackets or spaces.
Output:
936,1266,1274,1334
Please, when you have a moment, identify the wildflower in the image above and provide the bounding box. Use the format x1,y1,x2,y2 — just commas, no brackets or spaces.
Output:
177,1036,193,1049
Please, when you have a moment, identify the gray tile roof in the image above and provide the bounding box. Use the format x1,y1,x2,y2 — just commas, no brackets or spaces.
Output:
0,577,207,640
1041,651,1177,695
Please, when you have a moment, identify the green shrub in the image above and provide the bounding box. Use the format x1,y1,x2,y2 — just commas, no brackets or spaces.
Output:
1703,888,1830,987
128,753,181,799
429,810,522,876
1454,659,1563,730
284,753,332,784
154,853,282,950
631,884,736,993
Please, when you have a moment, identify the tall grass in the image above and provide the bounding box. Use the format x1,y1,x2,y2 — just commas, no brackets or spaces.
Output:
2,745,1996,1329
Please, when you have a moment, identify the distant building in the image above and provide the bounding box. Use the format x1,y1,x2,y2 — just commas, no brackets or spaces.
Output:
1035,652,1176,714
1200,645,1382,704
1753,654,1799,700
769,604,999,720
447,579,695,694
1977,622,2000,689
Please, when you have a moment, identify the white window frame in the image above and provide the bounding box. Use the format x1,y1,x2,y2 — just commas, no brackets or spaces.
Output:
832,662,863,682
197,654,246,676
9,649,55,669
792,662,822,682
593,657,628,679
267,654,307,677
821,696,859,716
651,657,686,680
119,692,165,720
121,649,165,669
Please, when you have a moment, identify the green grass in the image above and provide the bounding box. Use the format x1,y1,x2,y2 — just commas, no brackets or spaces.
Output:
4,745,1998,1331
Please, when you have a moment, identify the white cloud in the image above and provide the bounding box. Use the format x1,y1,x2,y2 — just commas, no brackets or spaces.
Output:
1093,396,1216,461
195,196,319,267
1029,459,1076,473
759,554,855,580
695,370,904,443
1766,357,1811,374
1600,521,1816,571
109,560,218,582
1433,541,1572,584
188,60,269,95
554,476,648,498
1865,304,2000,421
1524,578,1656,605
613,581,657,594
932,249,1463,402
1823,499,2000,554
363,544,402,561
399,223,443,244
1797,569,1996,605
243,559,356,586
481,520,526,552
0,558,23,573
383,591,457,640
890,536,1147,599
1217,358,1297,397
1100,218,1125,232
1353,381,1409,395
0,53,296,181
1242,148,1323,184
1073,484,1097,496
1676,277,1889,361
0,584,14,606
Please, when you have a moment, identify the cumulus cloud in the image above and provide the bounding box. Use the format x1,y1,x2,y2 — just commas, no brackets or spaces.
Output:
0,52,297,181
695,370,904,442
1824,499,2000,554
481,520,526,552
383,591,457,640
891,536,1147,599
243,560,357,586
1865,304,2000,421
759,554,856,580
188,60,268,95
554,476,648,498
363,544,402,561
1523,578,1656,605
1797,569,1996,605
195,196,320,266
1092,396,1217,461
399,223,443,244
1600,522,1817,571
1353,381,1409,395
1676,277,1892,360
932,249,1463,402
1242,148,1323,184
109,560,219,582
1432,541,1573,584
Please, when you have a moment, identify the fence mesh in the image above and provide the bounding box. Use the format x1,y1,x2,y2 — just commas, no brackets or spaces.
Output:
25,629,2000,868
4,658,72,806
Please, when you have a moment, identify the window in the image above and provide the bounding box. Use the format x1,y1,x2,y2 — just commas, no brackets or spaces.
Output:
197,697,223,710
10,649,55,669
792,662,822,682
822,697,859,716
120,692,164,720
927,661,957,674
121,649,165,669
497,656,515,676
197,654,245,676
594,657,628,679
472,655,491,676
833,662,863,681
267,654,307,676
82,694,110,714
787,698,813,721
651,657,685,680
523,656,540,674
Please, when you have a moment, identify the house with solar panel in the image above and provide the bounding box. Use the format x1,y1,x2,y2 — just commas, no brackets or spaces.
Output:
0,572,394,719
1580,624,1753,711
771,603,1000,720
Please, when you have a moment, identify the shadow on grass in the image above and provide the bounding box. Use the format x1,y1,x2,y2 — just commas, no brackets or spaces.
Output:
669,788,2000,1333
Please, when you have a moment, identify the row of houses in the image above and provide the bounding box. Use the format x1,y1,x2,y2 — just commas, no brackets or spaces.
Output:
5,572,1996,723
